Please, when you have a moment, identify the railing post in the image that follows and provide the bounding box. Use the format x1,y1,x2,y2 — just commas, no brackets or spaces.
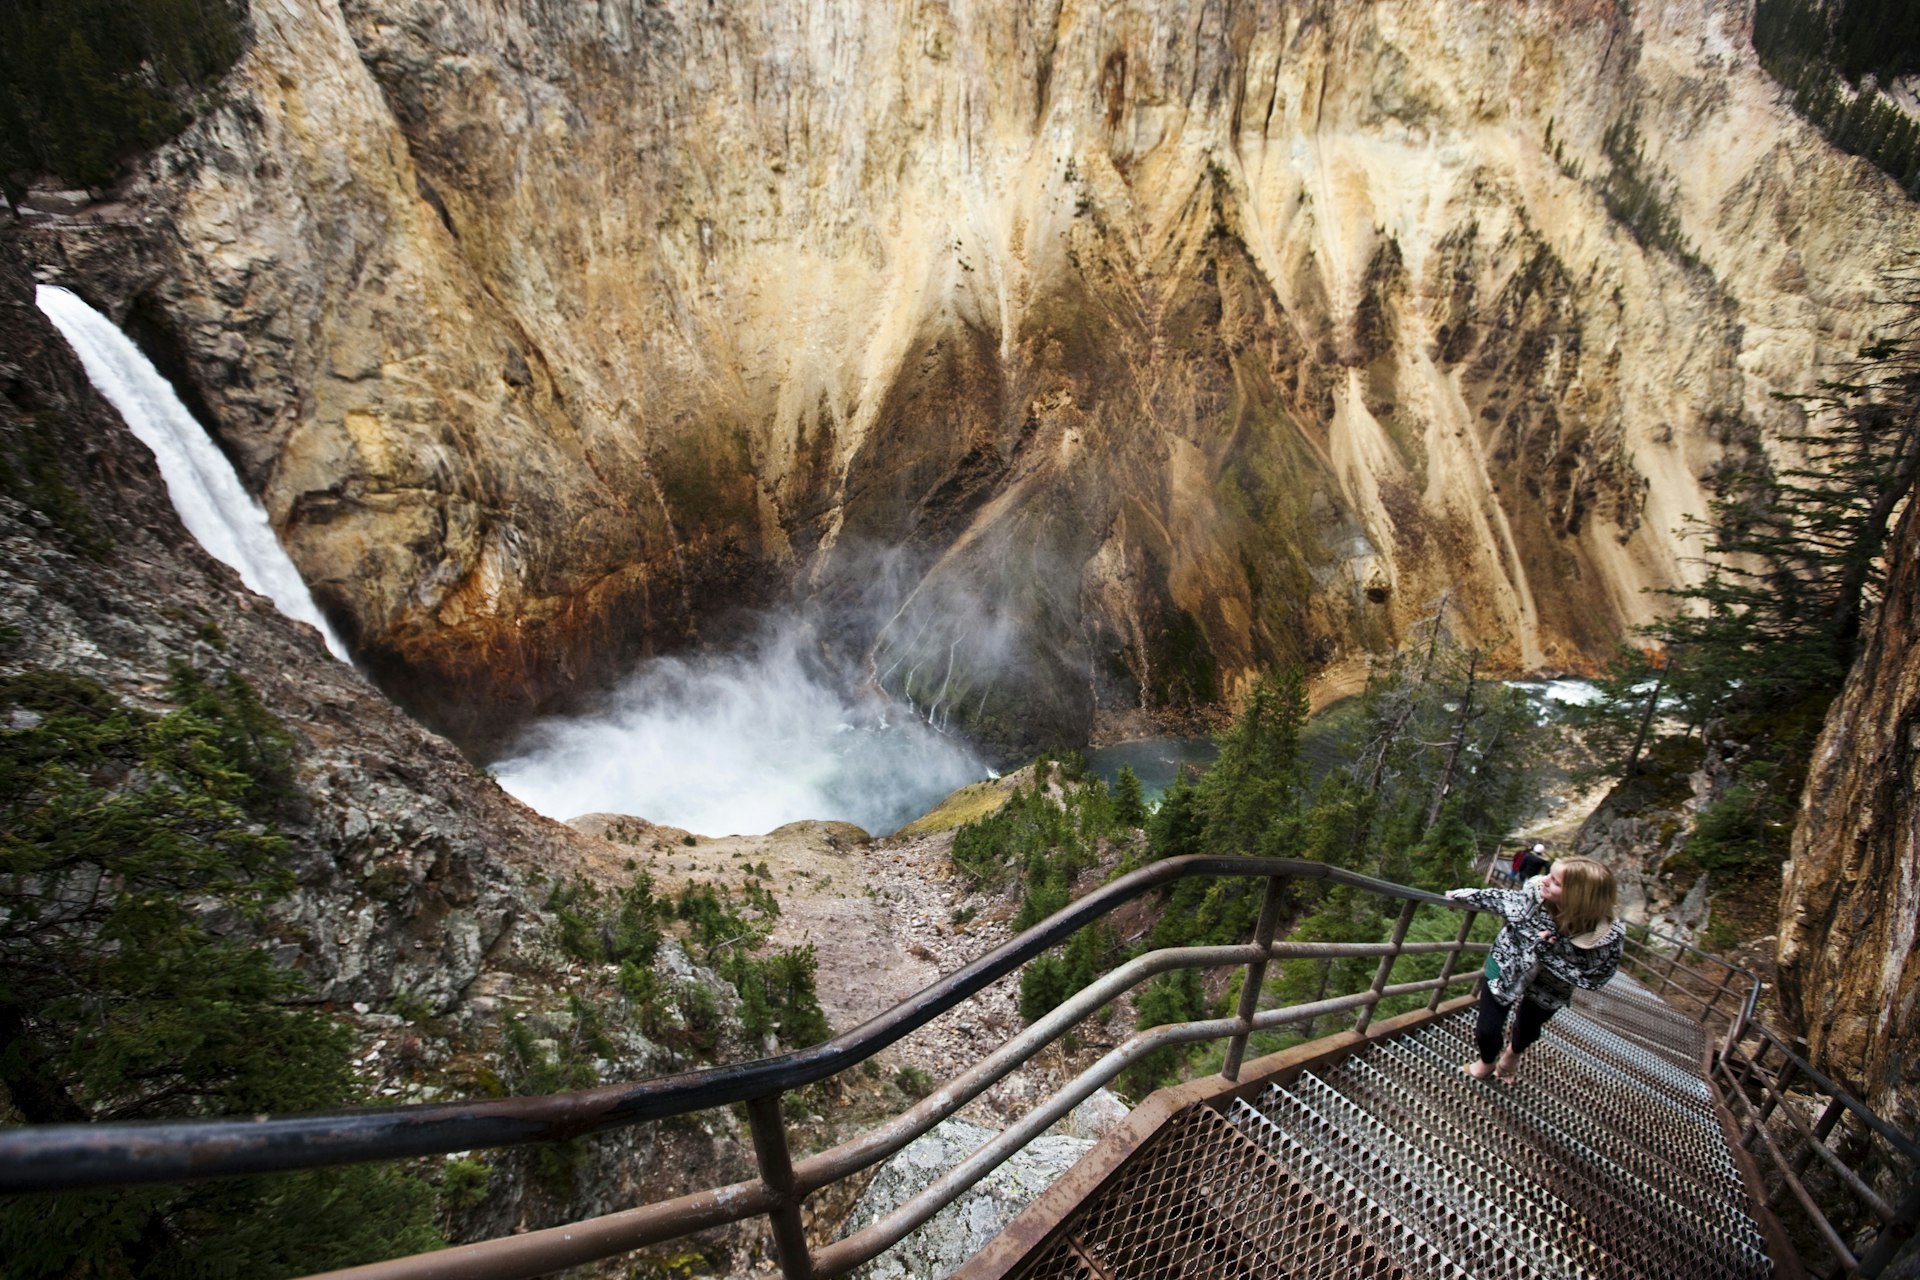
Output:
1428,909,1476,1012
1221,875,1288,1082
1736,1040,1773,1147
1756,1057,1801,1131
1773,1095,1849,1208
1720,989,1753,1073
746,1094,813,1280
1354,900,1419,1034
1855,1175,1920,1279
1660,942,1684,996
1703,962,1735,1023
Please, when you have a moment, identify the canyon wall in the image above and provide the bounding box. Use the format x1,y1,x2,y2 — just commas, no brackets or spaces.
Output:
1780,495,1920,1134
0,233,760,1243
24,0,1920,757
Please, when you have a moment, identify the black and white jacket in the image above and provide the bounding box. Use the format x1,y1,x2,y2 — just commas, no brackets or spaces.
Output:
1446,877,1625,1010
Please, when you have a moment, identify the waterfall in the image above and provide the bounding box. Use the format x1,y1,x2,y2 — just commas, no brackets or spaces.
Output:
34,285,350,662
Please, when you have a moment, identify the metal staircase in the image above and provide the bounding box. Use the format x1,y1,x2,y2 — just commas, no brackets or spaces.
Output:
991,983,1773,1280
10,855,1911,1278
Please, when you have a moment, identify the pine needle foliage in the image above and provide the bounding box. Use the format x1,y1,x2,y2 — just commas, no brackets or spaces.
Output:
0,0,247,200
1578,274,1920,885
0,668,442,1278
989,637,1551,1101
1754,0,1920,197
547,870,830,1055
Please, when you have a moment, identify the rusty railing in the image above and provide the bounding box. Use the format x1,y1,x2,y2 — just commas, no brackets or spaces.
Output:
1621,928,1920,1277
0,855,1486,1280
7,857,1912,1279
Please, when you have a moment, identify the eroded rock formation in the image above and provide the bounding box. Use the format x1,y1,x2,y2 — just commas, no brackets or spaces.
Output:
22,0,1920,759
1779,499,1920,1133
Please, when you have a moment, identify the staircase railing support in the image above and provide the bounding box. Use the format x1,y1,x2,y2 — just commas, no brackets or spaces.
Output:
1220,875,1287,1082
747,1093,813,1280
1428,911,1477,1012
11,852,1912,1280
1354,899,1418,1035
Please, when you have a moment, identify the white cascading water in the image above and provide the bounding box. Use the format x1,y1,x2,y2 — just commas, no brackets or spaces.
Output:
35,285,351,661
493,617,988,837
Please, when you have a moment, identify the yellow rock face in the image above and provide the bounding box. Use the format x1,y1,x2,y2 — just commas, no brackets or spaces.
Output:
1779,508,1920,1133
112,0,1919,754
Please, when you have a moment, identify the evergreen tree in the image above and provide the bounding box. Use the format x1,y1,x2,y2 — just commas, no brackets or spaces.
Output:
1574,275,1920,891
1652,276,1920,727
1144,766,1204,861
0,0,246,202
0,668,442,1278
1111,765,1147,828
1198,669,1309,860
1118,968,1206,1100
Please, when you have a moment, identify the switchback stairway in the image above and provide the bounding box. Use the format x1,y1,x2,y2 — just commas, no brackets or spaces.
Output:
967,981,1775,1280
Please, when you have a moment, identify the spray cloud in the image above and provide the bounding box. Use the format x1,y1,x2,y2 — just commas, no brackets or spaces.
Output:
492,616,986,836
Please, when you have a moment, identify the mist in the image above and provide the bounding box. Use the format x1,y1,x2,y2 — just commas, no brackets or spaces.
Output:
491,618,988,837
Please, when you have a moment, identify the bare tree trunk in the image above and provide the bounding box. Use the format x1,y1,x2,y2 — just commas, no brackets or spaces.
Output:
1621,659,1668,778
1426,648,1481,830
1357,594,1452,790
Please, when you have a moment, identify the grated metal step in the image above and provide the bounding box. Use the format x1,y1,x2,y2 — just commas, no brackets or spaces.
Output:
1005,984,1772,1280
1021,1103,1405,1279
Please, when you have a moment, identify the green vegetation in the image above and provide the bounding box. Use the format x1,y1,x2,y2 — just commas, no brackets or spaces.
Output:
0,411,111,559
1755,0,1920,197
1598,116,1702,268
894,777,1015,836
0,667,443,1278
980,615,1548,1102
947,753,1139,1022
1112,765,1147,829
548,869,830,1057
0,0,246,201
893,1065,934,1100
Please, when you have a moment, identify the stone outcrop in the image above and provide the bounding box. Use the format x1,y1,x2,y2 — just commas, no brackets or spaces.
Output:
21,0,1920,763
844,1118,1096,1280
1778,499,1920,1134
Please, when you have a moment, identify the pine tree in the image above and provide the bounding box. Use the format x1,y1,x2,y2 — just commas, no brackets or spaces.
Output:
0,668,442,1278
1112,765,1147,828
1653,274,1920,725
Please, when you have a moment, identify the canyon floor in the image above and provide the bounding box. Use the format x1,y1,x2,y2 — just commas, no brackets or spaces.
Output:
568,770,1096,1133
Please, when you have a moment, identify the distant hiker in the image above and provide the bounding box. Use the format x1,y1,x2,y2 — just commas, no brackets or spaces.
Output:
1446,856,1624,1085
1509,841,1551,883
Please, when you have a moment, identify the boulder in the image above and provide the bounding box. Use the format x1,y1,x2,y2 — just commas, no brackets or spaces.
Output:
844,1118,1095,1279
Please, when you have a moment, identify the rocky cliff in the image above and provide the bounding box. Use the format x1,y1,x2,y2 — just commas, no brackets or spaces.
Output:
1779,495,1920,1134
21,0,1920,760
0,233,753,1250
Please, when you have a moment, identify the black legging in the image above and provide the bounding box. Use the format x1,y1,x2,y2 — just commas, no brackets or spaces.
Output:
1475,983,1557,1064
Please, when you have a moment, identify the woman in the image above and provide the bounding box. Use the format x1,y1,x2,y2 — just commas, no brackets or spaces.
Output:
1446,856,1624,1084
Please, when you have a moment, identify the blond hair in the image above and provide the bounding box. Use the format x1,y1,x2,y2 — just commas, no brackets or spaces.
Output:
1548,857,1617,938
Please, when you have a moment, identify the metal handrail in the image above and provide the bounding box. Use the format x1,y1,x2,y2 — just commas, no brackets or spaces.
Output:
1619,921,1920,1277
0,855,1483,1279
8,855,1914,1279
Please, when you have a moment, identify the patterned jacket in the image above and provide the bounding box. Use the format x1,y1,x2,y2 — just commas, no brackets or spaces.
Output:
1446,877,1625,1010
